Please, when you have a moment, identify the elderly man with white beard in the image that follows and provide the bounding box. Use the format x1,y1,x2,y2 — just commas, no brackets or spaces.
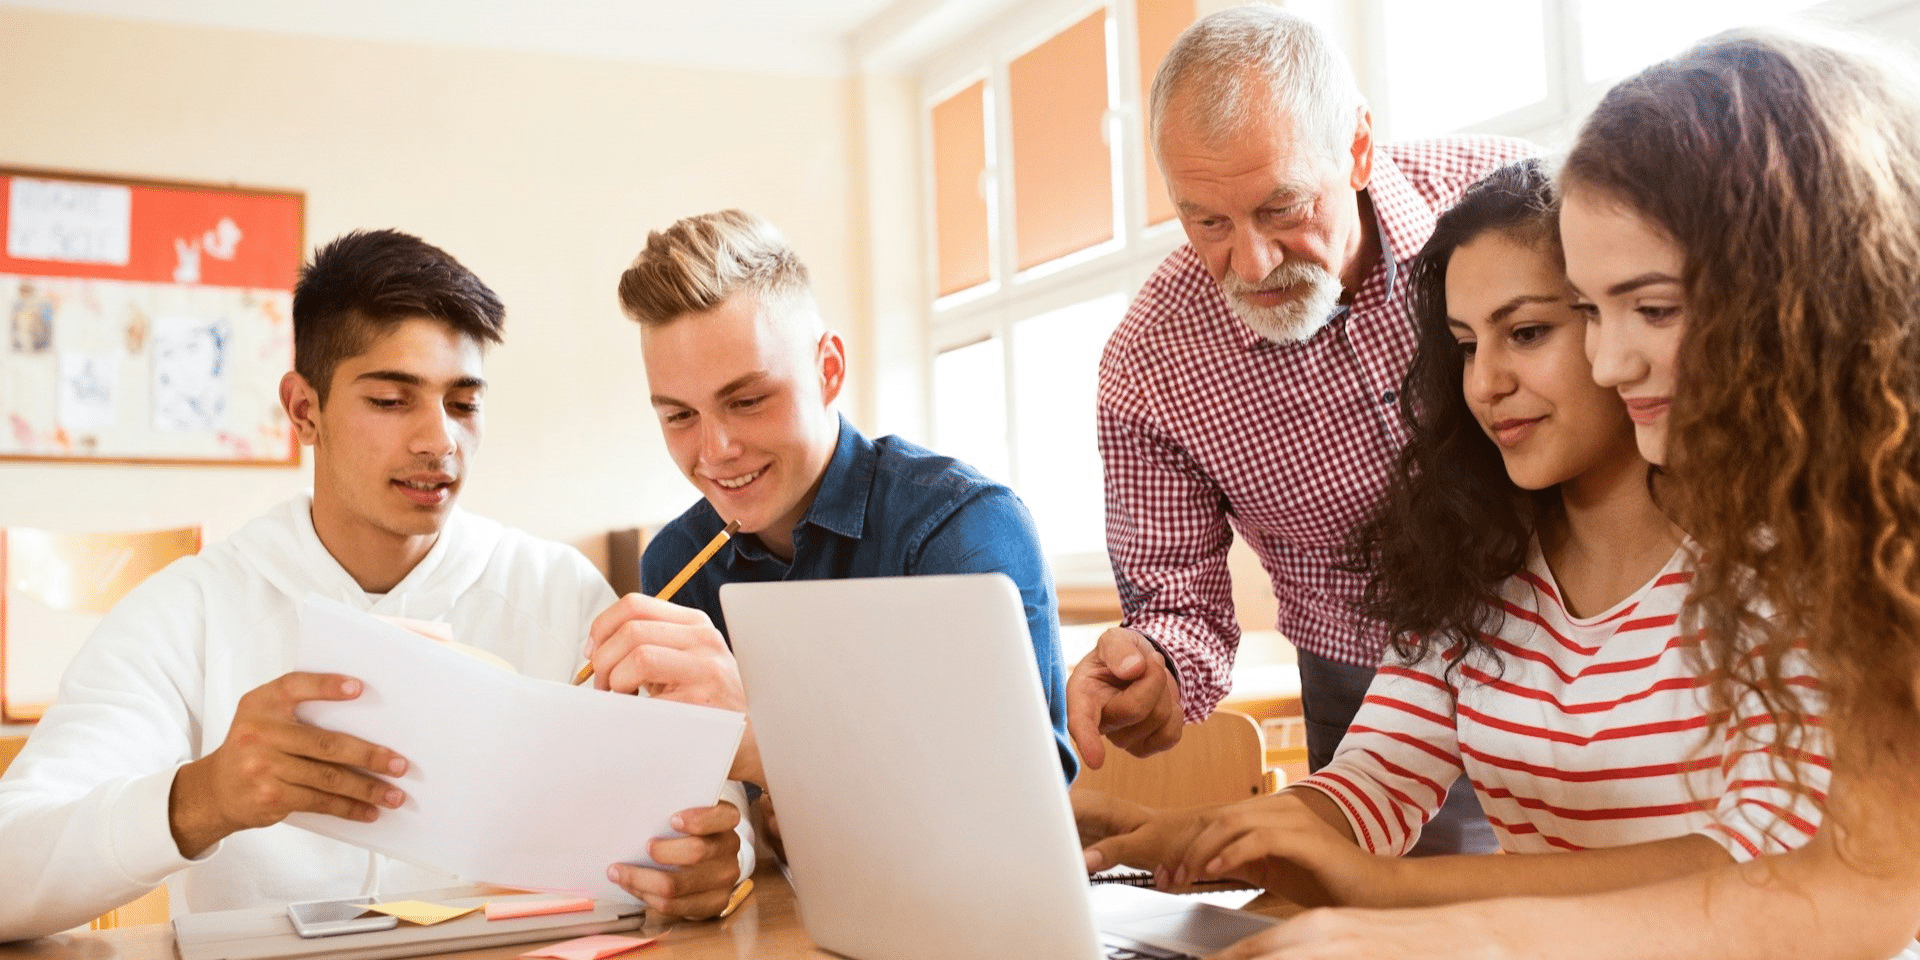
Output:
1067,5,1531,856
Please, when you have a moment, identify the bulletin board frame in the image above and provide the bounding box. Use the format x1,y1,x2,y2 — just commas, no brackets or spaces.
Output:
0,164,305,467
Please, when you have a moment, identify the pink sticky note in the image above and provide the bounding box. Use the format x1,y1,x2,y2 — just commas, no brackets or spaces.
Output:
519,934,660,960
486,898,595,921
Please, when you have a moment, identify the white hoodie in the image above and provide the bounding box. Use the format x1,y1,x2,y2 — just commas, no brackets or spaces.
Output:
0,496,745,940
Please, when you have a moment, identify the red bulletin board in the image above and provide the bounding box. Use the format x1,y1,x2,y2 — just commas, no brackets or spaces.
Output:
1,166,304,465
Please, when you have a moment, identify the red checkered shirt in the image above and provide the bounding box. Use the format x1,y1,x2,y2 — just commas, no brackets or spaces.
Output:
1099,137,1539,722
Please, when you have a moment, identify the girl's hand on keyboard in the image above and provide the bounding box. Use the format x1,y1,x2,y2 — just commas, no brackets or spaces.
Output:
1076,790,1201,879
1172,791,1391,908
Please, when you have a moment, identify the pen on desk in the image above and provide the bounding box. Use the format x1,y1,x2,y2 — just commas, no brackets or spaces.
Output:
573,519,740,686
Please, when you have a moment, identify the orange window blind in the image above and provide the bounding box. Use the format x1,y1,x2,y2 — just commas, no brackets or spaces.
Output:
932,80,992,296
1136,0,1195,226
1008,10,1115,272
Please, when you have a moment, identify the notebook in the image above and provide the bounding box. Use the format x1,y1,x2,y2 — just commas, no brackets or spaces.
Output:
173,891,642,960
721,573,1282,960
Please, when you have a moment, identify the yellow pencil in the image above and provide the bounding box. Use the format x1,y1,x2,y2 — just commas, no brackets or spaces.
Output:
573,519,740,686
717,877,754,919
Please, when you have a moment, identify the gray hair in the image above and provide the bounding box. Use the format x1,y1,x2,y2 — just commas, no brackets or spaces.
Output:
1149,5,1365,161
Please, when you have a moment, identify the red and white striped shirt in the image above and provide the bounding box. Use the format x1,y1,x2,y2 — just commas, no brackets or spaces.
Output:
1294,543,1830,860
1098,137,1538,721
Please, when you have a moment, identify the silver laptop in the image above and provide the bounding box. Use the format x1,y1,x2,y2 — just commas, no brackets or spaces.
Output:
721,574,1281,960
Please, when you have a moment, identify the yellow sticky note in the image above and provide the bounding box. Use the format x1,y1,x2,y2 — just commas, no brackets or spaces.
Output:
364,900,482,925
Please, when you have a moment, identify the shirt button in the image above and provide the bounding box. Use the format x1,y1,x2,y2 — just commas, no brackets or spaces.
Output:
1382,389,1396,404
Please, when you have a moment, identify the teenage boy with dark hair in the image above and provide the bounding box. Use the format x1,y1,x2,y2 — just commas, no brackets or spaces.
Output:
0,229,750,940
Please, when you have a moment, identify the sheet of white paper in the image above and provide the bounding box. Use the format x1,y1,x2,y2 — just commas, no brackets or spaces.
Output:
151,314,231,432
57,351,118,432
7,177,132,265
287,595,746,901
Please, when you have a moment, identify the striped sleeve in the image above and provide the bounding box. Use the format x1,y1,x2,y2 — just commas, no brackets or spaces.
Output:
1291,651,1464,856
1695,654,1831,861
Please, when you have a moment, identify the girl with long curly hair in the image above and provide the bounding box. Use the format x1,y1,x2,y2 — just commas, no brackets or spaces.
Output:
1074,157,1828,909
1207,27,1920,960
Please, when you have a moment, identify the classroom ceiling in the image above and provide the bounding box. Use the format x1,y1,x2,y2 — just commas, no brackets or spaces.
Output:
0,0,945,74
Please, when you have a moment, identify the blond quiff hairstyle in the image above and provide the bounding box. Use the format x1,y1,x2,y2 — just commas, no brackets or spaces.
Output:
618,209,812,327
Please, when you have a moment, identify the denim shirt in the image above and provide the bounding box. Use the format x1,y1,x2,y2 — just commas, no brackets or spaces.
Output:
643,415,1075,779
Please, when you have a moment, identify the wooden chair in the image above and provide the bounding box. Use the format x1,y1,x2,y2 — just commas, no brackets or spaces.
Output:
0,734,25,776
1071,708,1275,809
0,526,197,929
1,526,201,722
91,889,171,930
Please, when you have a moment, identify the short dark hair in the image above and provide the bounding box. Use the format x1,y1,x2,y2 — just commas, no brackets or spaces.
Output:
292,229,505,403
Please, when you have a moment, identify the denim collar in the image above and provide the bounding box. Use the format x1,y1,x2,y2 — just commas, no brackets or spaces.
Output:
728,413,869,562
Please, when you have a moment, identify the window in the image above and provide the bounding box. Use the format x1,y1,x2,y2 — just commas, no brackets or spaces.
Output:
1577,0,1828,83
1007,293,1127,555
1371,0,1837,144
1375,0,1550,139
930,336,1009,482
1007,10,1117,271
930,81,992,297
919,0,1195,565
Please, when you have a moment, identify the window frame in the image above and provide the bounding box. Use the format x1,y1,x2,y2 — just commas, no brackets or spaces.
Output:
1365,0,1920,145
915,0,1192,573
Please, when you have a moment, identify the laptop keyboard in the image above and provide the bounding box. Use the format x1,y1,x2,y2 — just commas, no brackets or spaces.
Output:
1102,937,1192,960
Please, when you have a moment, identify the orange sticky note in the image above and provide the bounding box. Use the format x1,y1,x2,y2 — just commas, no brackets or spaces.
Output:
519,934,660,960
363,900,481,925
485,897,595,920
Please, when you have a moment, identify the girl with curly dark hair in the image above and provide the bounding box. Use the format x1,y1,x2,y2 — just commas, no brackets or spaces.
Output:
1076,157,1829,915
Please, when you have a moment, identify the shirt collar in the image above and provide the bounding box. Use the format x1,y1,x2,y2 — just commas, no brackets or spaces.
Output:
1363,149,1431,276
725,414,869,563
802,413,872,540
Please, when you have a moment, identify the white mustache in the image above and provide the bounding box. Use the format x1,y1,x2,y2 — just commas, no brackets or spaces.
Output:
1220,261,1333,297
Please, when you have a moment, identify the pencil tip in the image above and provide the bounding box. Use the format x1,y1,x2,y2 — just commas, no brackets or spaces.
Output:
723,519,741,535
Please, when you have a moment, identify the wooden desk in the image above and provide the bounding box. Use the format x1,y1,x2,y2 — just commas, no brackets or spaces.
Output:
0,868,1303,960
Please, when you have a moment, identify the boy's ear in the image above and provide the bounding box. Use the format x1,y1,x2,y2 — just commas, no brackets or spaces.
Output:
280,371,322,446
817,331,846,406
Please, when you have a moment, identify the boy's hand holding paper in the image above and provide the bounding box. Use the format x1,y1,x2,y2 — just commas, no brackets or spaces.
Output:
287,596,746,902
606,799,743,919
169,671,409,859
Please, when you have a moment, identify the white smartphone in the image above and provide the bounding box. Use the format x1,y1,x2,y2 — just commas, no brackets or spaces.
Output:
286,897,400,938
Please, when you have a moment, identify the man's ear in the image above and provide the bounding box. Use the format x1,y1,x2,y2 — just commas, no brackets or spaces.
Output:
817,331,847,406
1348,106,1375,191
280,371,322,446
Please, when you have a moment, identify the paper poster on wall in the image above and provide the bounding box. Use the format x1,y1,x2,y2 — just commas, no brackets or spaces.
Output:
152,313,231,432
57,351,117,433
9,279,54,353
0,167,302,465
6,177,132,266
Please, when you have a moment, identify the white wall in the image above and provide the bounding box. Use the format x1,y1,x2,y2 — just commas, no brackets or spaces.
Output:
0,7,871,570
